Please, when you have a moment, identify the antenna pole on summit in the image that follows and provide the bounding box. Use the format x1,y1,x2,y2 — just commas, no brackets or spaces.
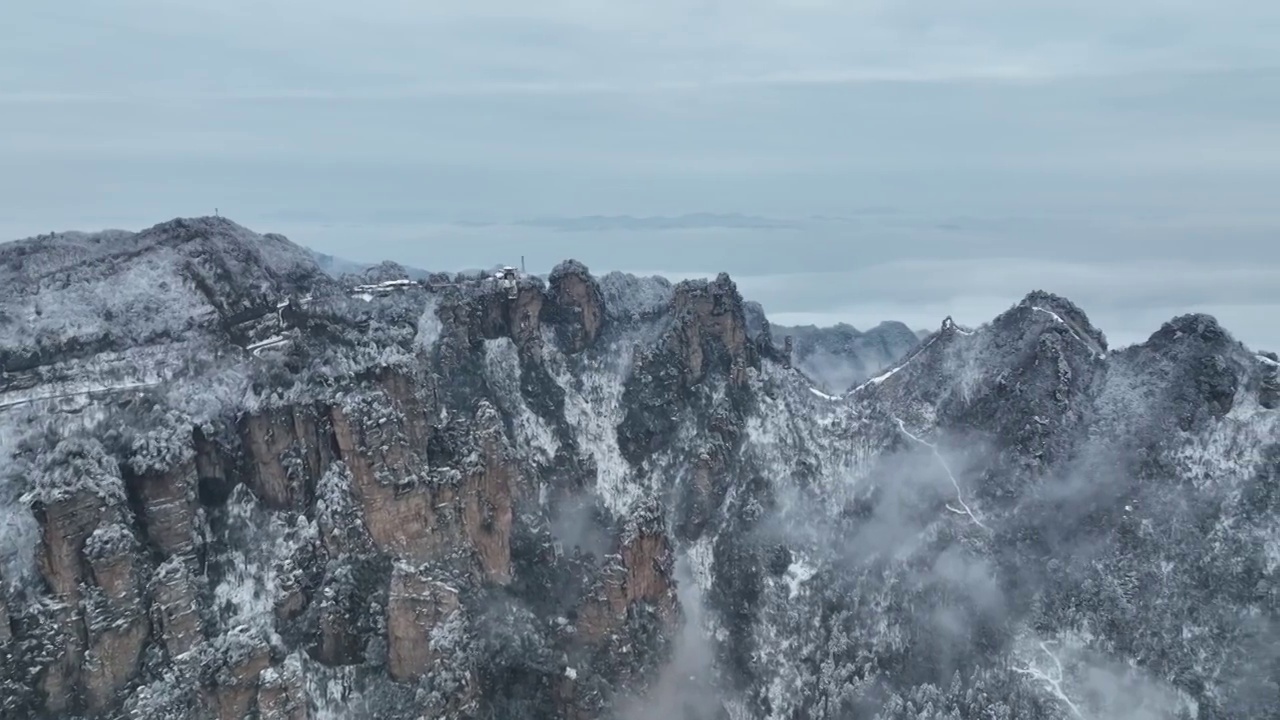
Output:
521,256,526,273
215,208,219,217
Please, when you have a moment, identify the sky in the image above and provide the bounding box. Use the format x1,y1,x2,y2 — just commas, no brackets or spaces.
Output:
2,1,1279,350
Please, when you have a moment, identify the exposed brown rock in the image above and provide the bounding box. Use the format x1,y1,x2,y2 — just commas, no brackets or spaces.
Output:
274,558,308,624
677,449,731,541
509,286,545,349
82,523,150,713
575,563,630,644
312,590,364,666
129,458,200,558
378,370,438,443
332,381,514,583
37,605,83,715
330,376,448,563
437,275,550,355
460,403,515,584
150,557,204,658
84,524,143,610
241,405,334,511
575,519,678,644
32,486,125,713
546,260,606,353
670,273,752,386
204,628,272,720
475,281,545,349
618,273,757,464
333,415,454,563
566,516,681,717
83,617,149,714
314,462,373,557
7,257,740,719
621,531,678,628
386,563,462,682
35,489,110,603
257,658,310,720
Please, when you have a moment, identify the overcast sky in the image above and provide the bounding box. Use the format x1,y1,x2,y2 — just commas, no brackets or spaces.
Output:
2,1,1279,350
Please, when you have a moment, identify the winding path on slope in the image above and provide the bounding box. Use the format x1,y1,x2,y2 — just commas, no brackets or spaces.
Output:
892,416,992,533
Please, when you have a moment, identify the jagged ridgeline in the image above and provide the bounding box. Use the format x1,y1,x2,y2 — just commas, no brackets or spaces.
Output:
1,217,1279,720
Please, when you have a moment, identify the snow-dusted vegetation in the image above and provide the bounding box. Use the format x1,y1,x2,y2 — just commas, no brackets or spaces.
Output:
598,271,675,321
0,218,323,371
1,218,1277,720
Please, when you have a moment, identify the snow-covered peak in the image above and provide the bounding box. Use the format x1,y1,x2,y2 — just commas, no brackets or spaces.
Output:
0,216,331,376
548,258,592,283
2,218,1277,720
1141,312,1236,353
1007,290,1109,352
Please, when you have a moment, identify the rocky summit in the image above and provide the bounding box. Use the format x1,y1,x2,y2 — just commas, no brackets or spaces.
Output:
1,217,1278,720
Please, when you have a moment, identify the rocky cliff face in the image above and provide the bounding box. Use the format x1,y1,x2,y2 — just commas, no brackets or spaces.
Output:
2,218,1279,720
0,221,744,719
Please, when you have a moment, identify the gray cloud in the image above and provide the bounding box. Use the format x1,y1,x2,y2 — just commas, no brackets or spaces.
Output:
2,2,1276,354
6,1,1280,100
731,259,1280,309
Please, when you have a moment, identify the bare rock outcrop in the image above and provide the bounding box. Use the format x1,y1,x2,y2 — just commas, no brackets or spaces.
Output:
669,272,753,386
127,457,201,558
6,222,1277,720
149,556,204,659
256,656,310,720
82,523,150,713
507,284,545,350
330,376,443,563
27,439,137,715
310,569,366,666
675,448,731,542
618,272,757,465
203,627,273,720
575,503,678,644
545,260,606,353
331,379,516,584
386,563,463,682
460,402,516,584
443,274,548,352
3,250,710,719
240,405,335,512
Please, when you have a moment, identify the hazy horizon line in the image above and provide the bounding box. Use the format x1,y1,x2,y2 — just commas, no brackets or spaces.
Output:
4,63,1277,105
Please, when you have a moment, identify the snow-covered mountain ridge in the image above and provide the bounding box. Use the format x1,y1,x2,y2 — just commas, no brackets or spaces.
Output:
315,254,924,394
759,312,921,395
1,217,1278,720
